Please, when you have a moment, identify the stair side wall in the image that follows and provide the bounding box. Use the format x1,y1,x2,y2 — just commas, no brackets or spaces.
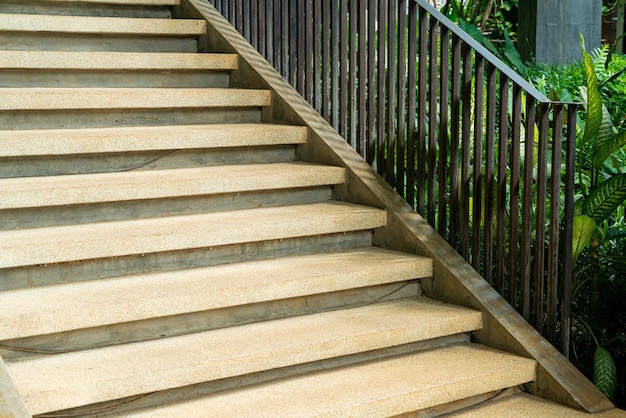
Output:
176,0,614,413
0,357,30,418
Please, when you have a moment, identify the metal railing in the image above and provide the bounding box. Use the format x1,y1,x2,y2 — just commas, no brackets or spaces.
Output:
208,0,577,355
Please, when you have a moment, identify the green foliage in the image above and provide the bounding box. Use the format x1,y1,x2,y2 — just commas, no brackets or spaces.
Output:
595,346,618,400
569,36,626,404
572,215,596,264
442,1,526,74
583,174,626,224
581,36,604,148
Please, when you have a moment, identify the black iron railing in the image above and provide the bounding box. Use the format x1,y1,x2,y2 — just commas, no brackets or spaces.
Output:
208,0,577,356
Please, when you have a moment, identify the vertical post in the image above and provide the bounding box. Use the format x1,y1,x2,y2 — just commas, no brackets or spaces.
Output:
561,103,577,356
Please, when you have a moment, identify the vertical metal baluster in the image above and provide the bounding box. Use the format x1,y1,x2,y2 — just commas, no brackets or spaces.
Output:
472,55,484,271
547,103,564,346
483,63,497,285
508,84,522,308
449,34,461,246
416,5,427,214
521,97,536,320
496,74,509,296
460,42,472,261
534,102,550,334
406,1,418,208
397,0,408,195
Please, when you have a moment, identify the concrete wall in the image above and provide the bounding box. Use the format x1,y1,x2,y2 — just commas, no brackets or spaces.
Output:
519,0,602,65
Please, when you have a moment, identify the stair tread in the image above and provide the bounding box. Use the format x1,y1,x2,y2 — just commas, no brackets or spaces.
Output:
30,0,179,5
0,162,345,209
0,87,271,110
0,13,205,36
446,393,626,417
6,300,485,415
0,123,307,157
0,247,434,339
104,343,535,418
0,201,387,268
0,50,238,70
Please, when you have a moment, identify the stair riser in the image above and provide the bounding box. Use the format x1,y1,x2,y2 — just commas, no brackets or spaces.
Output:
0,282,420,362
1,188,333,230
31,335,469,418
0,108,262,130
0,146,296,178
0,70,229,88
0,33,198,53
0,231,374,291
0,2,174,18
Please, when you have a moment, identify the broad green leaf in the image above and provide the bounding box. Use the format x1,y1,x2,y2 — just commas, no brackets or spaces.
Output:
582,174,626,224
594,346,617,400
459,19,499,56
503,30,526,75
580,35,603,148
594,131,626,170
572,215,596,263
594,103,615,155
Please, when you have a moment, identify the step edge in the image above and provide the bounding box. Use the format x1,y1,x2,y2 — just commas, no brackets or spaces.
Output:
0,249,434,339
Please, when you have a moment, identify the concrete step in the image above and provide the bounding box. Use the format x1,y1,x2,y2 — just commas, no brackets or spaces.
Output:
96,343,535,418
0,51,236,71
0,13,205,37
0,87,271,111
447,392,626,417
0,123,306,157
10,0,179,4
0,50,239,88
0,201,386,268
0,0,179,19
0,162,345,209
6,299,483,415
0,248,433,339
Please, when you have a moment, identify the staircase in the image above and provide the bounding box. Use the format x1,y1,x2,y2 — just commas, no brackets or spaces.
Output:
0,1,619,416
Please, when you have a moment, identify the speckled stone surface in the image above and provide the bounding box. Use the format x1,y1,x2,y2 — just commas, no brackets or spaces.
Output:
0,13,205,35
0,50,238,70
0,162,345,209
0,248,435,339
448,393,626,417
31,0,179,4
0,201,387,268
100,343,535,418
7,303,484,415
0,88,271,110
0,123,307,156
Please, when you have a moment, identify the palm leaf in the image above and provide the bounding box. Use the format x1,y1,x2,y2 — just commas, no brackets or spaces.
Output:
582,174,626,224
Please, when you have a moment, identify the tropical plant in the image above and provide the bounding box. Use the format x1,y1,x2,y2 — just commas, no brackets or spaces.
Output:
570,35,626,402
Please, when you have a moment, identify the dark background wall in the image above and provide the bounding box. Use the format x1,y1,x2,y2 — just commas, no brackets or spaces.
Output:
519,0,602,64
